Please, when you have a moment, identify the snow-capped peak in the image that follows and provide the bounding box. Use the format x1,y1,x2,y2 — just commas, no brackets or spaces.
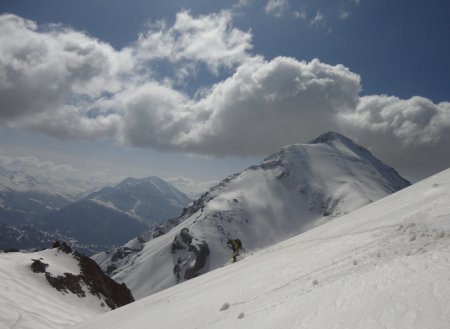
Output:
94,132,410,299
84,176,191,226
309,131,350,144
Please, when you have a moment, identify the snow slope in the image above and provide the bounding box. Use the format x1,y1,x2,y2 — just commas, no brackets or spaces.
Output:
94,132,410,298
71,168,450,329
0,249,108,329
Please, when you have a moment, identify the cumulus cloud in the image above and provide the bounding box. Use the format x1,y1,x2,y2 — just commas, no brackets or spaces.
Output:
0,12,450,179
103,56,360,155
134,10,252,74
178,57,361,155
0,11,253,141
118,83,191,149
340,95,450,179
265,0,288,17
0,14,130,140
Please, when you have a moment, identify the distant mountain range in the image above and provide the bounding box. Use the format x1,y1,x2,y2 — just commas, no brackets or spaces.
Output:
0,171,191,253
93,132,410,299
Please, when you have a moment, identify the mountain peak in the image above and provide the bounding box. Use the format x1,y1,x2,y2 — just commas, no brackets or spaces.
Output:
95,132,411,299
309,131,352,145
83,175,191,227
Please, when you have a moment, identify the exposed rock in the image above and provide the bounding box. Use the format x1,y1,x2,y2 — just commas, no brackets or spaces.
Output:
33,245,134,309
53,241,72,254
75,251,135,309
184,242,210,280
31,259,48,273
171,228,210,281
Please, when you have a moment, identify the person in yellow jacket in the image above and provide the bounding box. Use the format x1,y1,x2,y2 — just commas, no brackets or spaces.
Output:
227,238,242,263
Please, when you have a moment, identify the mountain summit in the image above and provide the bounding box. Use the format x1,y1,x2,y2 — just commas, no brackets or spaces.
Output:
85,176,191,226
94,132,410,298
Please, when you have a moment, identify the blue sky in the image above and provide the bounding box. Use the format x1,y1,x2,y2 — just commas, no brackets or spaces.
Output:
0,0,449,194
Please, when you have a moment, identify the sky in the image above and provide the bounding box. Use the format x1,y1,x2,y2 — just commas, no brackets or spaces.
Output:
0,0,449,196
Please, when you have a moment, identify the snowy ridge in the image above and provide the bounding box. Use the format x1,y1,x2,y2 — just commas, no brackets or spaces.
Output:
72,168,450,329
94,133,410,299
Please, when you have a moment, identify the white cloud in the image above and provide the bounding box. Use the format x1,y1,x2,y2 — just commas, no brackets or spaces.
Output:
265,0,288,17
1,12,450,179
311,10,324,26
0,14,131,140
294,10,307,20
0,154,75,174
0,11,251,140
135,10,252,74
345,95,450,145
234,0,254,9
118,83,191,150
177,57,361,155
104,56,360,155
339,95,450,178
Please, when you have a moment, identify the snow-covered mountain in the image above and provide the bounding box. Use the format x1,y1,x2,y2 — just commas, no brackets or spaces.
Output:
70,167,450,329
37,177,191,253
94,132,410,299
84,176,191,226
0,244,134,329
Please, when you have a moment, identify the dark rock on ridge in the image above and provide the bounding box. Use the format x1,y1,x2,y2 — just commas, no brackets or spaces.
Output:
31,244,135,309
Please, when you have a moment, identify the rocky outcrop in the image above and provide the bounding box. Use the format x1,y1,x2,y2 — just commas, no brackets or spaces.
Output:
171,228,210,281
32,243,135,309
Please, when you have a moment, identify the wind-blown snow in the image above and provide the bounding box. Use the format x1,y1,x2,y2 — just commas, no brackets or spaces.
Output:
0,249,109,329
71,168,450,329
